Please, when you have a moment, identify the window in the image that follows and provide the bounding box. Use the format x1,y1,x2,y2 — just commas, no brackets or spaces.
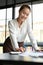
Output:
0,9,6,43
6,8,12,38
32,3,43,42
0,8,12,43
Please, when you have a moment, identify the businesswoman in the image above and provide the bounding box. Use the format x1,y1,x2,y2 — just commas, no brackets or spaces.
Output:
3,4,41,53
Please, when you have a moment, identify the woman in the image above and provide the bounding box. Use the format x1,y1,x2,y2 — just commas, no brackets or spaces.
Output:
5,4,41,52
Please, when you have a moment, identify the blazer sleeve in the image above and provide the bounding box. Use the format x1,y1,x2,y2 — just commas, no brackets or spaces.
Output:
8,20,19,50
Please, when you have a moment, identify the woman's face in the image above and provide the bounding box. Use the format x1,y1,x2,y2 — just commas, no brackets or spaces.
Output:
19,7,30,22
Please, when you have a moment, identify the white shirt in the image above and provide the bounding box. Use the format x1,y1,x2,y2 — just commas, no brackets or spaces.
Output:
8,19,38,50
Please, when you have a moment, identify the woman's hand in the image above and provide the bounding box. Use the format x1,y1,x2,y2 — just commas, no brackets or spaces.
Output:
35,47,42,52
15,47,26,52
19,47,26,52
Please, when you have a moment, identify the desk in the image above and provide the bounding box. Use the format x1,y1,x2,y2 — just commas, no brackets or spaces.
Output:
0,53,43,65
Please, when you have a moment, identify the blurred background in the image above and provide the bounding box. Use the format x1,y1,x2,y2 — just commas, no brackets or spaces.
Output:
0,0,43,53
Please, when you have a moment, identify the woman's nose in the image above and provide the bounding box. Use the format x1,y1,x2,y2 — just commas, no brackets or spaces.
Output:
24,15,27,19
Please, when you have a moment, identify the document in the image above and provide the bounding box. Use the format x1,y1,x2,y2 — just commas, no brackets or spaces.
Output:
29,51,43,57
9,48,43,58
19,48,43,57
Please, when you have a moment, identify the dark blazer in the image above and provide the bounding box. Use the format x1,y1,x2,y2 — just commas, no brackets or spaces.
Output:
3,36,24,53
3,36,14,53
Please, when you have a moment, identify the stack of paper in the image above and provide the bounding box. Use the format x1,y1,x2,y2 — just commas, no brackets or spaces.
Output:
19,49,43,57
29,51,43,57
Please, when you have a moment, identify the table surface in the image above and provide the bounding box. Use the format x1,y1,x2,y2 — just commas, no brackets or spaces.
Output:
0,52,43,63
0,47,43,64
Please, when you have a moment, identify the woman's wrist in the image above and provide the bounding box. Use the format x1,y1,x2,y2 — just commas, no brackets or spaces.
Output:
15,48,20,52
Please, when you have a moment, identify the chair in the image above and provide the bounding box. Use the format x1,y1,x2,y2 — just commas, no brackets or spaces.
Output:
3,36,14,53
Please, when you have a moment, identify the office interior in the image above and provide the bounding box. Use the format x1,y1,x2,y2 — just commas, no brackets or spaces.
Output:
0,0,43,53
